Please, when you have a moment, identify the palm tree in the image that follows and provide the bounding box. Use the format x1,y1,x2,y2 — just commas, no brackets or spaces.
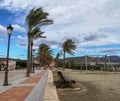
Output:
54,53,60,68
30,27,45,72
62,39,76,70
25,8,53,77
38,43,53,66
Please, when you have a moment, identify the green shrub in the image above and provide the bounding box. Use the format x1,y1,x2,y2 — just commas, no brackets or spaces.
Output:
16,60,27,69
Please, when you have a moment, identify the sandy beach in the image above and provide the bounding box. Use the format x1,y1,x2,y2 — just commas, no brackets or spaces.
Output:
57,69,120,101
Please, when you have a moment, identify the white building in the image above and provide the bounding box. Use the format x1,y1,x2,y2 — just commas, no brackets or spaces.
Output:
0,58,16,70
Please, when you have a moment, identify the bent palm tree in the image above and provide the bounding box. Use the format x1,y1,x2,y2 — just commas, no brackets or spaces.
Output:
26,8,53,77
62,39,76,70
38,43,53,66
30,27,45,72
54,53,60,68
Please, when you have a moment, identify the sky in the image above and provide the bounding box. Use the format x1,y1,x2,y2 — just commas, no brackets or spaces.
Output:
0,0,120,60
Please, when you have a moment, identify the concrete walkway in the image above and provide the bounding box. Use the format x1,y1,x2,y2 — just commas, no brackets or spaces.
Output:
0,69,60,101
43,70,60,101
0,69,26,87
25,70,49,101
0,69,47,101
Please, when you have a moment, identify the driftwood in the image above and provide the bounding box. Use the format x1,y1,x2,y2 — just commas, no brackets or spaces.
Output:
57,71,76,84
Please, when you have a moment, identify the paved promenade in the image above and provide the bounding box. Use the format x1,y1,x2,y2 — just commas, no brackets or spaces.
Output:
0,69,26,86
0,69,59,101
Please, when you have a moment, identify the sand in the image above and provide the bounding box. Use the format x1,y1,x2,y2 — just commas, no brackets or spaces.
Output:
57,69,120,101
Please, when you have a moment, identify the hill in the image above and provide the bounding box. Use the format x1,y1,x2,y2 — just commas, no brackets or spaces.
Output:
65,55,120,64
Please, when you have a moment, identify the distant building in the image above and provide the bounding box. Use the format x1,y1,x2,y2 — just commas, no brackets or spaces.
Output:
0,58,16,70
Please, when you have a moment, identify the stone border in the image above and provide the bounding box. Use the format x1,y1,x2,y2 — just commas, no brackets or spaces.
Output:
43,70,60,101
25,70,49,101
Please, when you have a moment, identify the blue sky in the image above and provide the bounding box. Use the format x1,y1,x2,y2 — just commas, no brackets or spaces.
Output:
0,0,120,60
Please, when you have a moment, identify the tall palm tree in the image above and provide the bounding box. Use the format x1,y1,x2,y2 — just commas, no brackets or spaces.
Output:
30,27,45,72
54,53,60,68
38,43,53,66
26,8,53,77
62,39,76,70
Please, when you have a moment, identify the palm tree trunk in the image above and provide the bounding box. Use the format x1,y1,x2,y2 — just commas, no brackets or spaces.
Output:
30,42,33,73
55,59,58,68
44,54,45,67
26,34,31,77
63,51,65,71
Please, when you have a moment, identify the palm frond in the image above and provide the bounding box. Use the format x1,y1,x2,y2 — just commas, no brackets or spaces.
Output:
26,7,53,34
38,43,53,65
62,39,77,55
31,27,45,40
36,19,53,26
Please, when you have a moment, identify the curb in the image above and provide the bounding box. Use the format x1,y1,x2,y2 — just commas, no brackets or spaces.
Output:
25,70,49,101
43,70,60,101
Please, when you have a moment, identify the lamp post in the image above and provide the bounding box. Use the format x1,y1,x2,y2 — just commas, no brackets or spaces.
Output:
3,25,13,86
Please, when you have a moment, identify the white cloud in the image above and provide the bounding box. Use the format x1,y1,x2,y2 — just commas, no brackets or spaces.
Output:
12,24,26,32
1,0,120,55
0,25,7,35
100,48,120,54
0,0,42,12
17,35,27,47
0,24,26,36
17,35,26,41
0,38,4,42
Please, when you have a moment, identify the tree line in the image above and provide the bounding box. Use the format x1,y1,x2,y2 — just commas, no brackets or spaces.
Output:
3,7,77,86
25,7,77,76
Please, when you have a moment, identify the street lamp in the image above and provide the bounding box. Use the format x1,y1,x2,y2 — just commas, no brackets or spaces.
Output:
3,24,13,86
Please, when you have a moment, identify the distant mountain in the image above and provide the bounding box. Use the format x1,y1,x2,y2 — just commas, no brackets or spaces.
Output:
65,55,120,64
108,55,120,62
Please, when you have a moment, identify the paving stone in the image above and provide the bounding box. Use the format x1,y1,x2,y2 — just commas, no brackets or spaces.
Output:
0,70,48,101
